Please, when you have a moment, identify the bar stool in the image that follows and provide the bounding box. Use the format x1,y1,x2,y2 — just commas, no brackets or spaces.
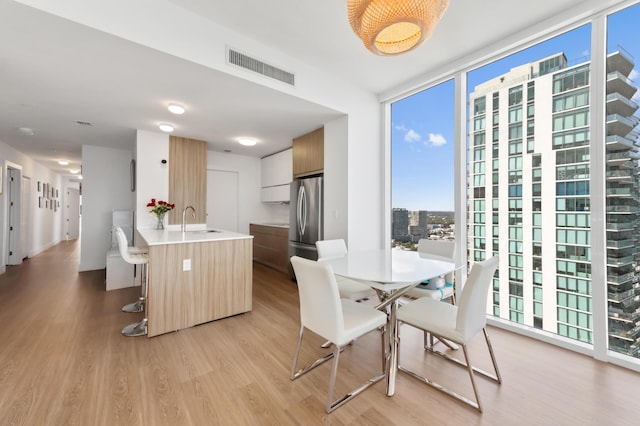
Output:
115,225,148,312
114,226,149,337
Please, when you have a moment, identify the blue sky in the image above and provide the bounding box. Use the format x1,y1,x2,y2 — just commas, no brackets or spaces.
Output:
391,3,640,212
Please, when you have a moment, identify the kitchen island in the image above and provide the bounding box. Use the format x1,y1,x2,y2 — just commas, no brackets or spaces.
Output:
138,228,253,337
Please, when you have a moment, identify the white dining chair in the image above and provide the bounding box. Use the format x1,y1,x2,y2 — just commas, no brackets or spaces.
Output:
289,256,387,413
405,239,456,303
316,239,378,302
404,239,457,349
396,256,501,412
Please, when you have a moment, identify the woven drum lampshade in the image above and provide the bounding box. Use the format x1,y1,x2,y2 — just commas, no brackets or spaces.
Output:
347,0,449,55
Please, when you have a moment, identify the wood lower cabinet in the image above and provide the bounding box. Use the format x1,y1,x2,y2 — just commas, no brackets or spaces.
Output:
250,224,289,274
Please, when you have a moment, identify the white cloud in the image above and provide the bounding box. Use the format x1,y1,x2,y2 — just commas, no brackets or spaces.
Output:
395,124,407,132
428,133,447,147
405,129,421,143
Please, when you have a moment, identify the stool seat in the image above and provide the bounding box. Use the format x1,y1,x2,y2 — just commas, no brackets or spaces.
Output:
124,252,148,265
128,246,148,255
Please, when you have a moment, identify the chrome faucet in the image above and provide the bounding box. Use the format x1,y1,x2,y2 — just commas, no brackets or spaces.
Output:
182,205,196,232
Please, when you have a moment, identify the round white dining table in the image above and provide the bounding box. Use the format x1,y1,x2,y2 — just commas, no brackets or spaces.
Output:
322,248,456,396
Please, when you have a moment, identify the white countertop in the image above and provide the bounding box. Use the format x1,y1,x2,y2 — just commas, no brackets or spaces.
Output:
138,227,253,246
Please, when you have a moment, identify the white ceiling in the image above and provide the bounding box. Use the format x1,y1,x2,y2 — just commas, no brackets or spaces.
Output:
0,0,614,175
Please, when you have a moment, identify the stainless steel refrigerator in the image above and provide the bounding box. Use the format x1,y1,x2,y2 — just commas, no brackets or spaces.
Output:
289,176,323,276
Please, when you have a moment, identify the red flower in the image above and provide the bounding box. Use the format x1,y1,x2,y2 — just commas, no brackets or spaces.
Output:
147,198,175,216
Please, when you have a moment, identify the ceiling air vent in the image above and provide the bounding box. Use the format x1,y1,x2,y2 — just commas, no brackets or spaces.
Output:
74,120,93,126
227,48,295,86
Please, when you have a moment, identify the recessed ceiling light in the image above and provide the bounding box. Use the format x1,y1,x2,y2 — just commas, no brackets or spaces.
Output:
168,104,185,114
70,169,79,174
159,124,174,132
238,137,257,146
18,127,34,136
58,160,69,166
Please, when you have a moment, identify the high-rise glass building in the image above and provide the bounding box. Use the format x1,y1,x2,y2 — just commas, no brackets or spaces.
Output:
468,51,640,357
392,208,410,243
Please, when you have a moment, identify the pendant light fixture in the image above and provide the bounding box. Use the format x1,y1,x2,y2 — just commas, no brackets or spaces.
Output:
347,0,449,56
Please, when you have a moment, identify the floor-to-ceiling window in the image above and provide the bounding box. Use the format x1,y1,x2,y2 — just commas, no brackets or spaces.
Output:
391,80,455,249
387,1,640,370
606,3,640,360
467,25,593,344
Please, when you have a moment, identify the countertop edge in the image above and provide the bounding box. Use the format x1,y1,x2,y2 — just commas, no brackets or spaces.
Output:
250,222,289,229
138,228,253,246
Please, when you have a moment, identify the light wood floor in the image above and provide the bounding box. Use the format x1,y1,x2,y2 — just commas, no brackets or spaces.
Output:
1,240,639,425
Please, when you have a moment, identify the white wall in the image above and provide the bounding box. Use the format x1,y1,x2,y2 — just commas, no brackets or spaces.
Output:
207,151,271,235
323,116,349,242
135,130,169,231
80,145,134,271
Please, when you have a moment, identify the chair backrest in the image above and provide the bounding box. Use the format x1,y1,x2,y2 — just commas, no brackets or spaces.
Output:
455,256,499,341
316,239,348,261
418,239,455,282
290,256,344,342
114,225,135,264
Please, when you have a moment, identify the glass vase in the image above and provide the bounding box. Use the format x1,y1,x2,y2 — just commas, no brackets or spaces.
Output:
155,213,165,230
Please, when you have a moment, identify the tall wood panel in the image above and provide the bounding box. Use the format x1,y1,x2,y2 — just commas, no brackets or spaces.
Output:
168,136,207,224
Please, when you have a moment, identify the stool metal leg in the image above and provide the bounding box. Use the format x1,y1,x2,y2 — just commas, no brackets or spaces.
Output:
122,318,148,337
121,263,146,313
122,264,148,337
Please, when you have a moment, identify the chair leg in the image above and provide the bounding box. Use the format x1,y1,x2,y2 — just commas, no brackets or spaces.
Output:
326,327,386,413
291,326,335,381
461,344,482,412
291,324,385,413
398,323,501,412
424,331,458,351
326,345,341,412
484,328,502,384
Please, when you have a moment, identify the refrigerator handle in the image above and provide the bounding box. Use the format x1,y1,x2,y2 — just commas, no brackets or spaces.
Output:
300,185,307,236
297,185,305,236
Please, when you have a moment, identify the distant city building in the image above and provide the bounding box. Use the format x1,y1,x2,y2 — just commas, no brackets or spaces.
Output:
468,51,640,357
393,209,454,245
392,208,410,242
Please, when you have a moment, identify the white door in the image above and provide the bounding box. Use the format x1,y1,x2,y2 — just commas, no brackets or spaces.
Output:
20,176,31,259
65,188,80,240
7,167,22,265
207,170,238,232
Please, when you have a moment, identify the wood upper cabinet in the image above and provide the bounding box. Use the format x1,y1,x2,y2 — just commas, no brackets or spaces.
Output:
292,127,324,178
168,136,207,225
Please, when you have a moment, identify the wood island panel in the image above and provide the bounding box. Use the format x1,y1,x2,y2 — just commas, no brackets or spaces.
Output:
146,238,252,337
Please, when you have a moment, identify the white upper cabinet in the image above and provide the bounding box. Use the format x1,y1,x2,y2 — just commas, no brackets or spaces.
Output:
261,148,292,188
260,148,292,202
